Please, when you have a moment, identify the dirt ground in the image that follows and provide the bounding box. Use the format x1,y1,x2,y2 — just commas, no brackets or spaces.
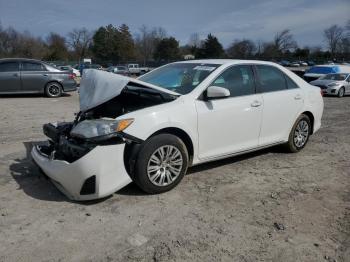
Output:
0,92,349,262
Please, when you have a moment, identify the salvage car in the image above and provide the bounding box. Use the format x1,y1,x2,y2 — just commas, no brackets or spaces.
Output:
0,58,77,97
310,73,350,97
31,60,324,201
303,64,350,82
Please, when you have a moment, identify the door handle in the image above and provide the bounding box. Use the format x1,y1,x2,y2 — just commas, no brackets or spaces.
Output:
251,100,262,107
13,73,19,77
294,94,302,100
43,74,48,77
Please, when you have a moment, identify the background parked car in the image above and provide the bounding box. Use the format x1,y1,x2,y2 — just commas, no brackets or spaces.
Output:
0,58,77,97
127,63,150,75
303,65,350,82
279,60,291,67
58,65,81,77
310,73,350,97
107,66,130,76
290,61,301,67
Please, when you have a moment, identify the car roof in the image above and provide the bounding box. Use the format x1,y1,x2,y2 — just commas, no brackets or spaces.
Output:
0,58,44,63
175,59,281,66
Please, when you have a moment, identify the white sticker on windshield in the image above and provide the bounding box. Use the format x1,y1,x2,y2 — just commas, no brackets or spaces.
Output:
193,66,216,71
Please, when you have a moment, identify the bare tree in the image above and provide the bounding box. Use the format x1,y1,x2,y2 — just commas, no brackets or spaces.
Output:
45,32,68,61
255,39,265,58
273,29,297,53
0,25,47,59
135,25,167,65
345,20,350,36
323,25,343,57
67,28,92,62
188,33,201,48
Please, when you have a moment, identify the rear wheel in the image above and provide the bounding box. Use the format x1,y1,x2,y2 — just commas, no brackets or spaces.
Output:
45,82,62,98
284,114,311,153
133,134,189,194
338,87,345,98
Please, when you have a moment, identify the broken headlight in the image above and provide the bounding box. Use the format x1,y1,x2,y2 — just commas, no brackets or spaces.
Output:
70,119,134,139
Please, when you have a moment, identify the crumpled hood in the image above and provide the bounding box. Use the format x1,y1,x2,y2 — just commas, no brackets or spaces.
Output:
79,69,179,112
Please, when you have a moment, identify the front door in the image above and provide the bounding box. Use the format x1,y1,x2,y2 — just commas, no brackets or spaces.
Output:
0,61,21,93
195,65,263,160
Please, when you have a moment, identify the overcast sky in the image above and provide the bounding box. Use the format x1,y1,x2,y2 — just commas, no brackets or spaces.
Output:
0,0,349,48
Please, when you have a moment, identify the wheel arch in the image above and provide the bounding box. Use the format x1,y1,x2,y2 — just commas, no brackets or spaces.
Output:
123,127,195,177
150,127,194,165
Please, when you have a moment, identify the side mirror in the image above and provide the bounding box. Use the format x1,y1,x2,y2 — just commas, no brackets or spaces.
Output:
206,86,230,99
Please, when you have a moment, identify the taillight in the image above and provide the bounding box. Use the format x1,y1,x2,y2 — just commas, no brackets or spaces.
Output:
68,73,75,79
320,89,324,96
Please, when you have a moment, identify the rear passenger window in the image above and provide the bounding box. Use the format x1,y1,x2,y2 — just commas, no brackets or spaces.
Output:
0,62,19,72
256,65,287,92
212,65,255,97
285,76,299,89
22,62,46,71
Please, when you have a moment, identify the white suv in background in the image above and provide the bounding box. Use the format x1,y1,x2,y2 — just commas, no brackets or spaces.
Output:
32,60,324,201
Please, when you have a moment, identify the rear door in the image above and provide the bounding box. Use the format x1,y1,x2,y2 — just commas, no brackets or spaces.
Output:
0,61,21,93
20,61,49,92
255,65,304,146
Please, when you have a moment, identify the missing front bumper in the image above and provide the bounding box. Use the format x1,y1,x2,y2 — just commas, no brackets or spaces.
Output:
31,143,132,201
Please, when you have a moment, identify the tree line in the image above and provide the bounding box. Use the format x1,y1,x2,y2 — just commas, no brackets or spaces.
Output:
0,20,349,66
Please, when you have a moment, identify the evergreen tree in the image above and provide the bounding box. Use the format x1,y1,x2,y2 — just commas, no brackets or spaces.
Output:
197,34,224,58
154,37,180,61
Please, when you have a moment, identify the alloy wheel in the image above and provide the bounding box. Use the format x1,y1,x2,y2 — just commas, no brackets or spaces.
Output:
48,84,60,97
293,120,309,148
147,145,183,187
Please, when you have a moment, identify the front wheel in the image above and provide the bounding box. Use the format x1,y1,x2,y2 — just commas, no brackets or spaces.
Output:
284,114,311,153
133,134,189,194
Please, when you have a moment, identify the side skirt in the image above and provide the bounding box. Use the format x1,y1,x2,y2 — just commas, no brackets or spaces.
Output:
193,141,285,166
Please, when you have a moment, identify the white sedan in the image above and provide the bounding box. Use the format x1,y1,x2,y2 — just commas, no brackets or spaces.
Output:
31,60,324,201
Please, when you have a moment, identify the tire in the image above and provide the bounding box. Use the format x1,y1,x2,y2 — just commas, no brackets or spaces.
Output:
45,82,62,98
133,134,189,194
284,114,311,153
338,87,345,98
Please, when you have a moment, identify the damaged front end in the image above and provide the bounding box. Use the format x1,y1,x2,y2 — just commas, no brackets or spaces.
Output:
31,69,179,201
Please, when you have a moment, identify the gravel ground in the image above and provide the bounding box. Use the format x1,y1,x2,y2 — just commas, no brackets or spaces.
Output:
0,93,349,262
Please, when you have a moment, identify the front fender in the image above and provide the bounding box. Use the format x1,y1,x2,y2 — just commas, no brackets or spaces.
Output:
121,99,199,158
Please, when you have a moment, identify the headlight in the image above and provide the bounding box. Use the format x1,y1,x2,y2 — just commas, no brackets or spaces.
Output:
70,119,134,139
328,82,341,87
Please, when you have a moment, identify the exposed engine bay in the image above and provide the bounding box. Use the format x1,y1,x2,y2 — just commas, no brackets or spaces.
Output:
39,83,178,163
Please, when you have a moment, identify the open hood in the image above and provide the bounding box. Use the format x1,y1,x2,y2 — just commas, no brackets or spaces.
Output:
79,69,179,112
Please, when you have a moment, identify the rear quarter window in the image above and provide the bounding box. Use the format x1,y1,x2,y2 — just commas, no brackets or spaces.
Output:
285,75,299,89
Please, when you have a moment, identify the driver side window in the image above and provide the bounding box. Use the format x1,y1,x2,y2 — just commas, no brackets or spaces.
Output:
212,65,256,97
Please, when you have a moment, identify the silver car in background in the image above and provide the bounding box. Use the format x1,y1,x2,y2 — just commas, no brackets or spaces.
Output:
310,73,350,97
0,58,77,97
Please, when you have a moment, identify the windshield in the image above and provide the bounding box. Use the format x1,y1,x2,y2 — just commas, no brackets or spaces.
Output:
138,63,220,94
306,66,339,74
320,73,348,81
